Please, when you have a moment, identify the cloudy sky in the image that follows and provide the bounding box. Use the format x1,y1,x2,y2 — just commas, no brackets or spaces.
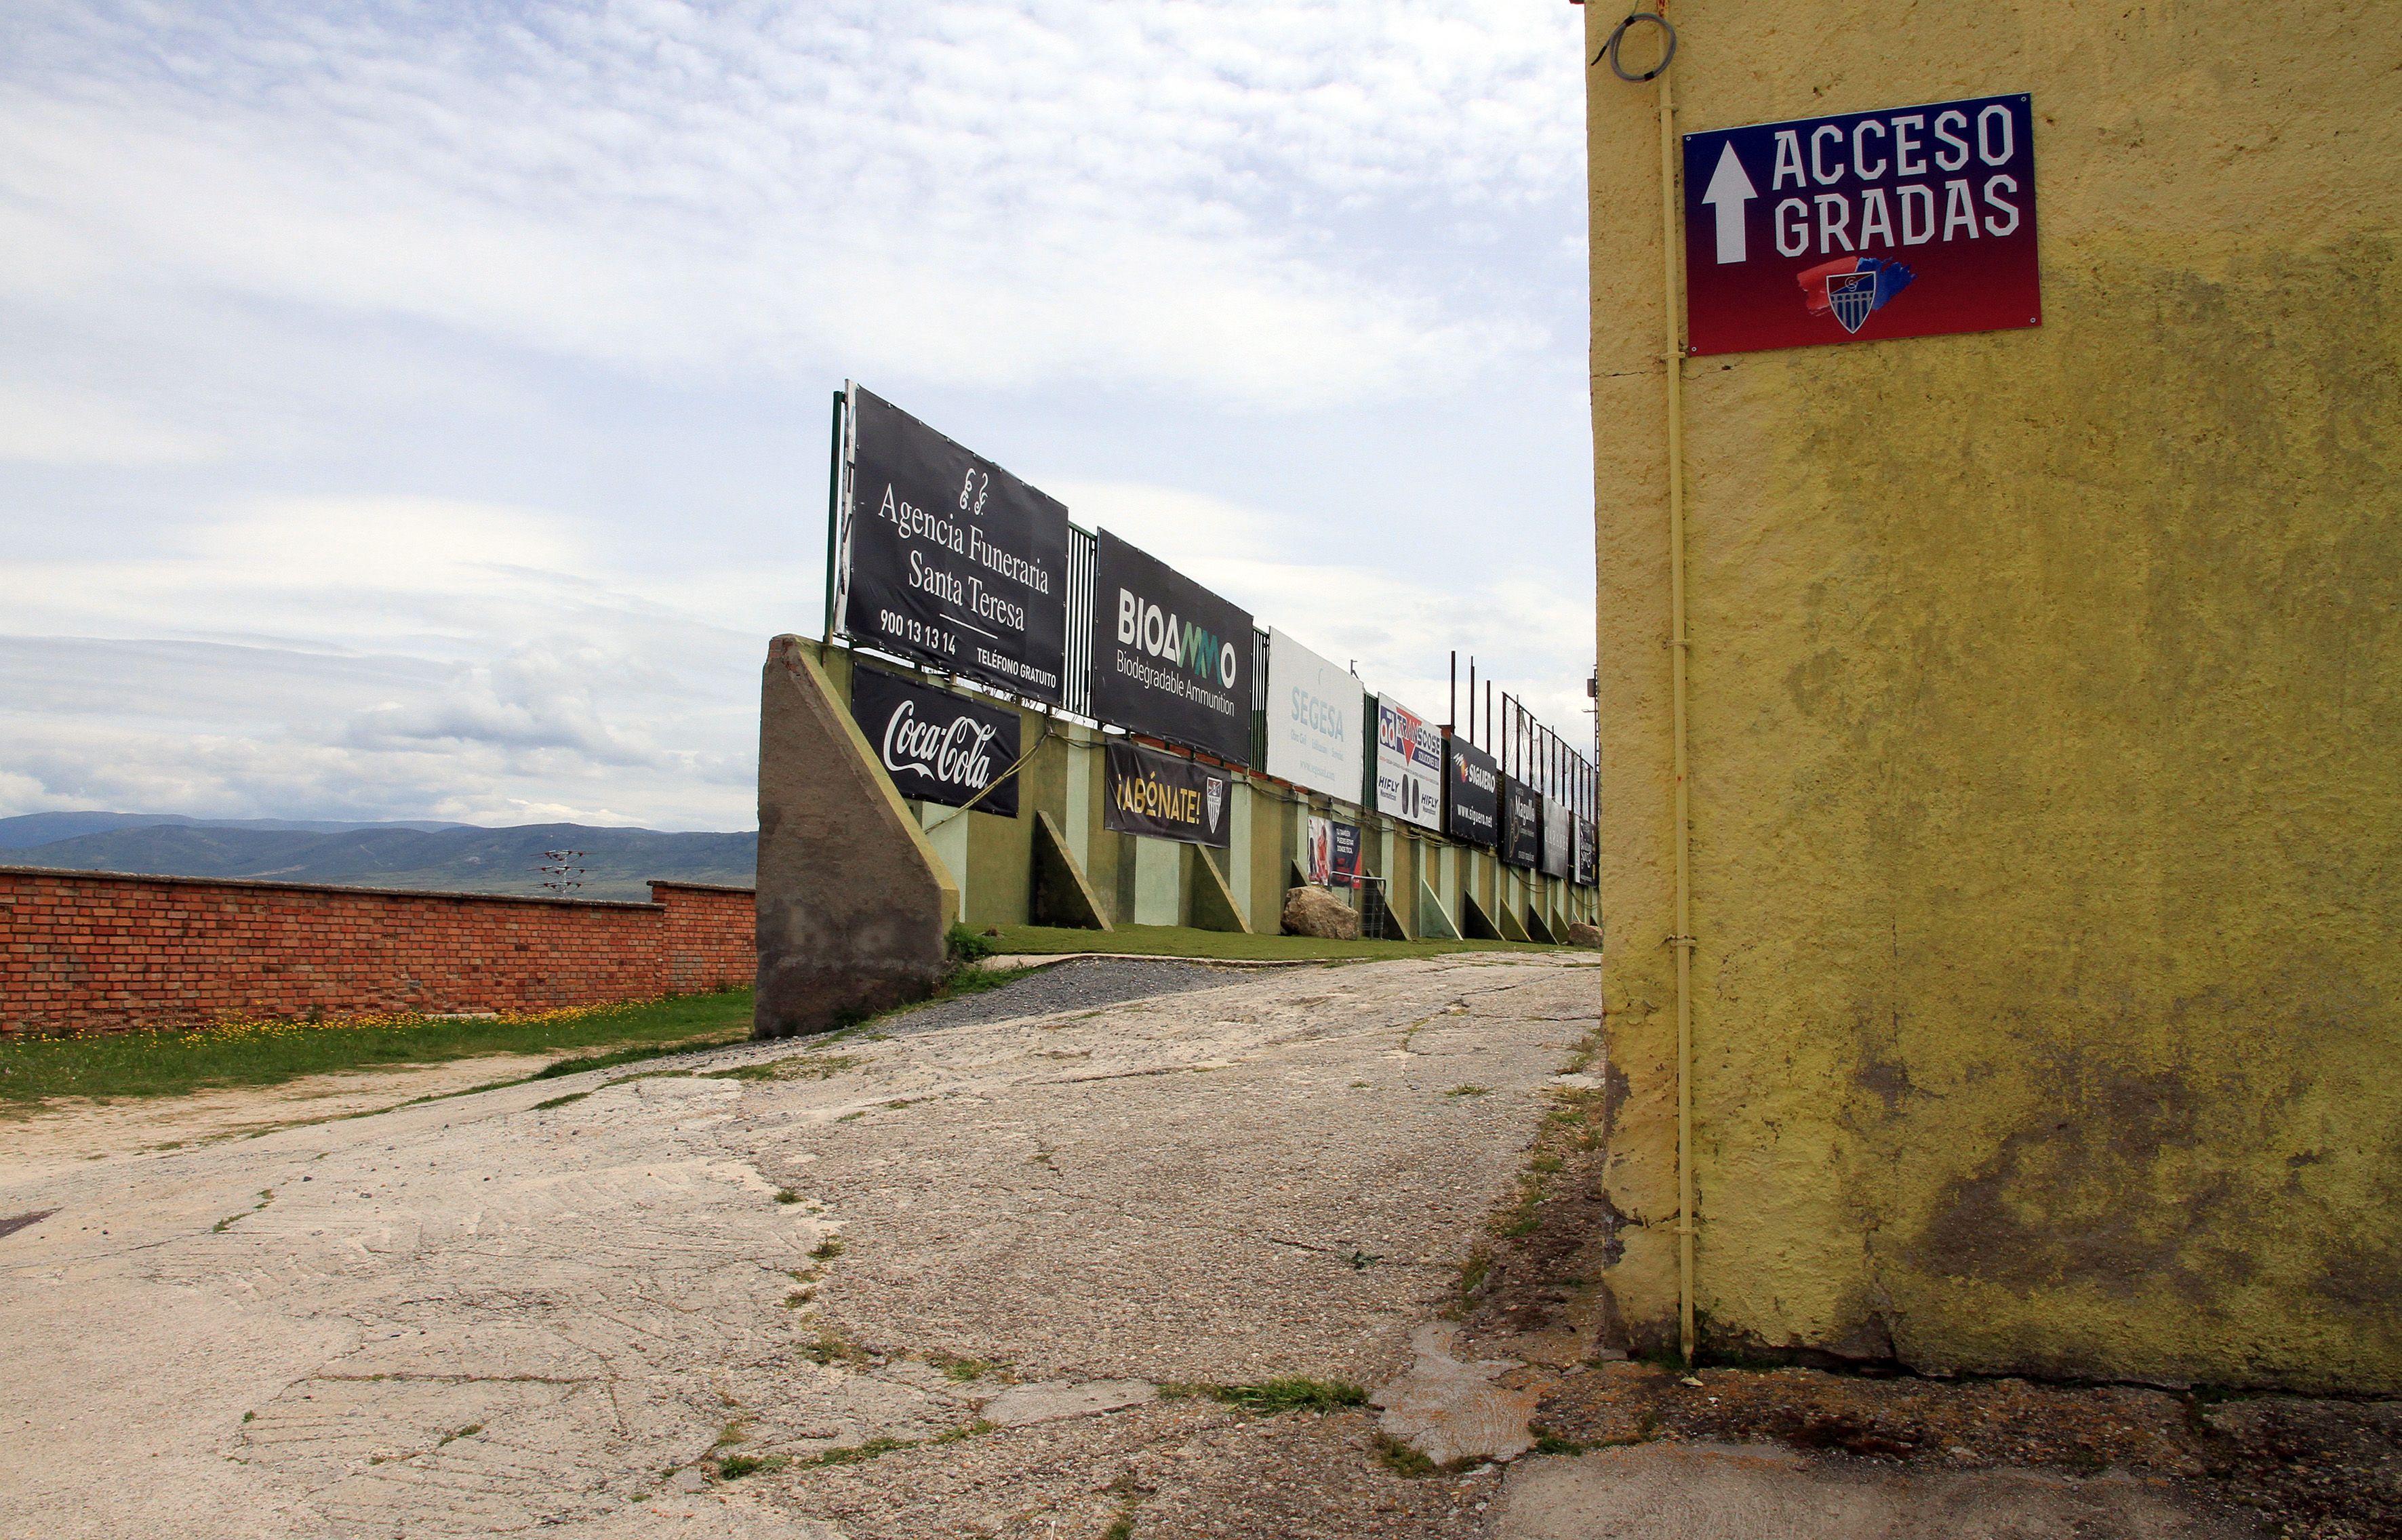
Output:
0,0,1595,831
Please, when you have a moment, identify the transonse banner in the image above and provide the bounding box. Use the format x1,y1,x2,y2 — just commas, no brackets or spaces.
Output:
1092,531,1254,766
1539,794,1572,878
847,665,1020,818
1103,740,1233,849
1376,695,1443,832
1445,735,1499,848
1502,777,1542,869
839,386,1068,704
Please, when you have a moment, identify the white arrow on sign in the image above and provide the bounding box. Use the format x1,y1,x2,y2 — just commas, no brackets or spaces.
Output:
1700,142,1757,264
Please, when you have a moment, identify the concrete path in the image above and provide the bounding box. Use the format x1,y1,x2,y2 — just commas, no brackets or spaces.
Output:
0,953,2251,1539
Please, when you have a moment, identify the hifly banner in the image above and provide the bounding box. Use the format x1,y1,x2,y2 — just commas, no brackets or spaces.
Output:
1103,740,1232,849
1266,629,1365,802
1092,531,1254,766
1539,794,1572,879
1574,815,1599,887
1502,777,1542,869
1682,94,2039,356
1376,695,1443,831
1445,735,1500,848
837,386,1069,703
847,665,1021,818
1306,815,1362,889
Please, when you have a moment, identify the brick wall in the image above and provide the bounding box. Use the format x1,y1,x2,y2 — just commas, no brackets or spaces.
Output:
0,867,758,1036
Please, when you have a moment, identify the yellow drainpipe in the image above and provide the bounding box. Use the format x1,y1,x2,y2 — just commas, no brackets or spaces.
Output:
1649,18,1698,1369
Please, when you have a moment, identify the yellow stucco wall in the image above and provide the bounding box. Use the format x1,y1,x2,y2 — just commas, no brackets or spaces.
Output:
1587,2,2401,1389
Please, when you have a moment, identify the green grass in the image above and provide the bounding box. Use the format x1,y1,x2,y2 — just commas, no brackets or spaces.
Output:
0,990,755,1108
1165,1377,1369,1415
980,923,1566,964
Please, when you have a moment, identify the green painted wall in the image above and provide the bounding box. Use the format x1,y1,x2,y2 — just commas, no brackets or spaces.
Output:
1586,1,2401,1389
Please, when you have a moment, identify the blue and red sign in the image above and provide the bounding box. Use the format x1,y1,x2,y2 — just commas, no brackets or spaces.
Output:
1682,94,2039,356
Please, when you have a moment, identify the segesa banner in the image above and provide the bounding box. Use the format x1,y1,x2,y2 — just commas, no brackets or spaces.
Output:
1266,629,1365,803
847,665,1020,817
1540,794,1572,879
1092,531,1254,767
1502,777,1542,869
838,386,1069,703
1445,734,1500,848
1103,739,1232,849
1376,695,1444,832
1682,94,2039,356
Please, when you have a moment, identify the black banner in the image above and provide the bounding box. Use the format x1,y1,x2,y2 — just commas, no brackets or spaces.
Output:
1445,735,1499,848
1103,740,1232,849
839,386,1068,704
1575,815,1599,887
1091,531,1254,766
1502,776,1542,868
849,665,1021,817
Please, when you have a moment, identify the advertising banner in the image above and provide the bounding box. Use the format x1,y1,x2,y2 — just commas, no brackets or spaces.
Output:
1306,815,1363,889
1682,94,2039,357
1092,531,1254,766
847,665,1020,817
1103,740,1232,849
838,386,1069,703
1539,794,1572,879
1265,629,1365,802
1575,815,1599,887
1502,777,1542,869
1445,735,1500,848
1376,695,1444,831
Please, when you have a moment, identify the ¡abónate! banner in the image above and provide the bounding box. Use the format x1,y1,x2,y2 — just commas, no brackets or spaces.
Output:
1445,735,1499,848
1266,629,1365,802
1502,777,1542,869
847,665,1021,818
1376,695,1443,832
839,386,1069,704
1103,740,1232,849
1091,531,1254,766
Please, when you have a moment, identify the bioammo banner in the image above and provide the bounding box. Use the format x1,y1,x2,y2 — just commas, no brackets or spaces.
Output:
1265,629,1365,802
1092,531,1254,766
1376,695,1443,832
1445,735,1499,848
1306,815,1362,889
1502,777,1542,869
1103,739,1232,849
1682,93,2038,356
1539,794,1572,879
1575,815,1599,887
839,386,1069,703
847,664,1020,818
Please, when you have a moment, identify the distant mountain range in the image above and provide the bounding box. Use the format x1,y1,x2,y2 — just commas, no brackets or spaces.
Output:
0,813,755,902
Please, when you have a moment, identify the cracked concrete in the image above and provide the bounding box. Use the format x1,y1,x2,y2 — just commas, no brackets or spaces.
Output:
1,954,1593,1538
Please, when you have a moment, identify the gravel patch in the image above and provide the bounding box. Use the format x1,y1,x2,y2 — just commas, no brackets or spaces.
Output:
879,956,1287,1037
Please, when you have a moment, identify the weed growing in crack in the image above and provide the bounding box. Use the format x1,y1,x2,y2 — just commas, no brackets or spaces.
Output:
923,1352,1007,1383
531,1091,589,1110
716,1453,785,1479
1164,1378,1367,1415
1445,1085,1490,1098
774,1189,801,1204
809,1238,845,1261
211,1188,275,1234
1373,1432,1438,1477
708,1054,860,1084
438,1423,483,1446
799,1330,868,1366
783,1290,814,1309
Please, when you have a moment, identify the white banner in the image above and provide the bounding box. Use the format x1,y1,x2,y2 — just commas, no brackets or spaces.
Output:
1376,694,1443,832
1265,629,1365,802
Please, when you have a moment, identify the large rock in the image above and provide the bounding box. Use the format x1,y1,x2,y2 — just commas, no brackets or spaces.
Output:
1565,920,1604,950
1281,885,1361,941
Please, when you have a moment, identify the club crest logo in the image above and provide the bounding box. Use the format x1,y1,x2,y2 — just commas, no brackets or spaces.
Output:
1205,775,1224,832
1798,256,1915,334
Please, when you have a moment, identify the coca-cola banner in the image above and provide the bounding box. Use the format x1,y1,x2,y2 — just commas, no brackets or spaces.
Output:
1102,740,1232,849
848,664,1021,818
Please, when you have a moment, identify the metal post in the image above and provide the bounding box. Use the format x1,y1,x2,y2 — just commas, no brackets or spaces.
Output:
822,388,845,641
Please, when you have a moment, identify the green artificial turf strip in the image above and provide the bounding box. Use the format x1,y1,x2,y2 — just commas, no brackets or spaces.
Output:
0,990,754,1108
980,924,1563,963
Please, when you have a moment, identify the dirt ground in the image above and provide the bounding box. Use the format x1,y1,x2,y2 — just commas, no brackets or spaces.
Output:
3,953,2393,1539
